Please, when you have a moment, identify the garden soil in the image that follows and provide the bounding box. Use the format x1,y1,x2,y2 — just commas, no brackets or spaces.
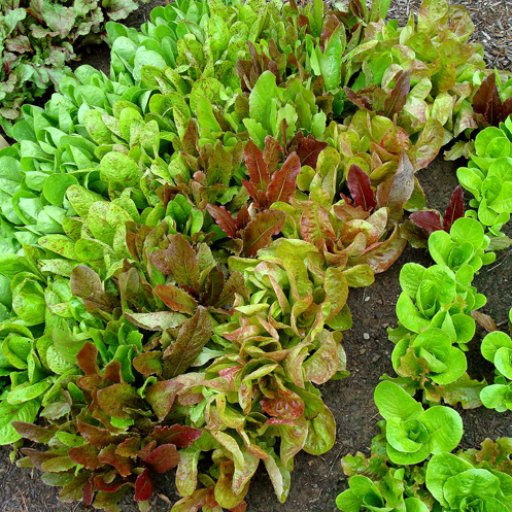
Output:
1,1,511,511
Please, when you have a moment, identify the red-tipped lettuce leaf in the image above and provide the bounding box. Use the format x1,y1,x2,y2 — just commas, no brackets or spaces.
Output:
242,210,286,256
383,70,411,118
207,205,238,237
473,73,512,126
410,210,443,235
347,165,376,211
134,469,153,502
162,307,212,378
267,152,301,204
443,185,465,231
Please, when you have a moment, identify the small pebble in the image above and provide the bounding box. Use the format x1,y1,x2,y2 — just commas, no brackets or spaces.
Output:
363,333,370,340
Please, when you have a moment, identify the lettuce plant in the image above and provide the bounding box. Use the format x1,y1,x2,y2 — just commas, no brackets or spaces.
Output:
426,453,512,511
14,342,202,511
428,217,495,272
336,473,429,512
480,325,512,413
393,262,480,344
374,381,463,465
457,117,512,237
344,0,485,143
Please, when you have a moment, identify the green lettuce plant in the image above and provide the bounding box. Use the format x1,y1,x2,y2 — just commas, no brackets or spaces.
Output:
457,117,512,237
336,473,429,512
338,434,512,512
428,217,495,271
374,381,463,465
426,453,512,511
479,318,512,412
393,262,480,343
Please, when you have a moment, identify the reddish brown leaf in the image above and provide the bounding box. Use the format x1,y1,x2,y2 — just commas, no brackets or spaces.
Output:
162,307,212,379
104,360,122,385
97,383,141,419
291,133,328,168
206,204,237,237
77,342,99,376
83,477,94,506
98,445,133,477
151,425,202,448
472,310,498,332
76,421,117,447
142,444,180,474
19,448,55,470
376,152,415,218
116,437,140,458
133,351,163,377
166,234,200,292
154,284,197,314
244,140,270,189
182,120,199,155
218,271,247,307
134,469,154,502
410,210,443,235
12,422,54,443
321,14,341,47
146,380,183,422
345,87,373,110
267,152,301,204
70,266,113,312
473,73,512,126
92,476,125,493
235,205,250,231
443,186,465,232
69,445,100,470
242,210,286,256
202,266,225,307
347,165,376,211
384,70,411,117
263,136,283,173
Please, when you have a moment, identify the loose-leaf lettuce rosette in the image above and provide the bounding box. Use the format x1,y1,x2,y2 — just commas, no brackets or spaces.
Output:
0,0,507,510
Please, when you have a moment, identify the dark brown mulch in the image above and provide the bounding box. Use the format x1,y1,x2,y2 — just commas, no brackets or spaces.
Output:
1,1,511,511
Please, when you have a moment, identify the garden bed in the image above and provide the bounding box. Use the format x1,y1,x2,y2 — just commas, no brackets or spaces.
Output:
0,1,511,511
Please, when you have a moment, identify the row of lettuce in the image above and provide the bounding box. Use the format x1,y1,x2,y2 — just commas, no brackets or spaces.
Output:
0,0,511,510
336,117,512,511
